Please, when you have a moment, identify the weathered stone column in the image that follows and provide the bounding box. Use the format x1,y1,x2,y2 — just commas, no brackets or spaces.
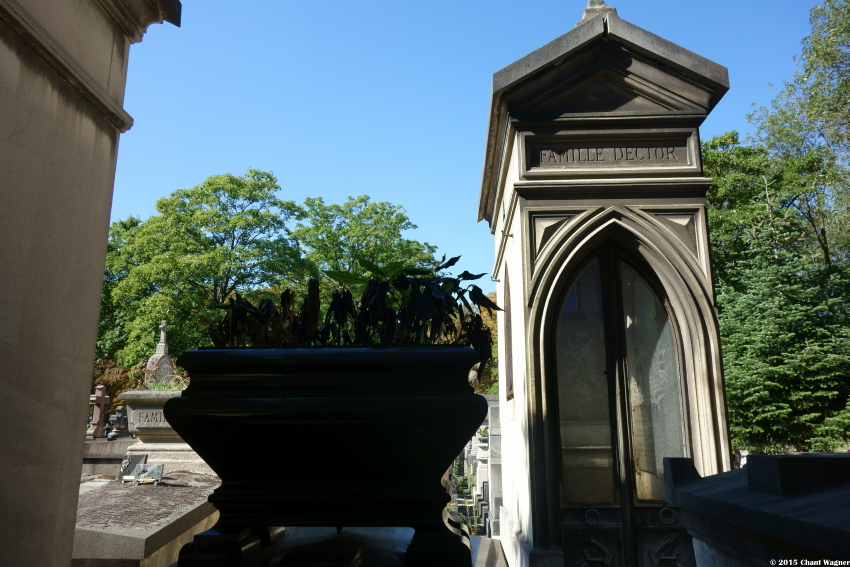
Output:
0,1,179,565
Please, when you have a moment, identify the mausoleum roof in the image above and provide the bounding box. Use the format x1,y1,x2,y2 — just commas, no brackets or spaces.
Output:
477,6,730,224
493,12,728,102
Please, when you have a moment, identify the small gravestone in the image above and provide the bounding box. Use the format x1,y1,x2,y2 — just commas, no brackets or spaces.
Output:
85,386,110,439
145,320,177,386
120,454,148,481
107,406,130,439
115,405,128,428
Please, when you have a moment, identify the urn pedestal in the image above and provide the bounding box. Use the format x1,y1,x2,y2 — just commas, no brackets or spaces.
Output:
164,346,488,566
120,390,216,476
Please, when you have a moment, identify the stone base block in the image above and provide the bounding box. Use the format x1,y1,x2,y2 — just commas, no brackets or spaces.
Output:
126,442,216,477
81,439,140,478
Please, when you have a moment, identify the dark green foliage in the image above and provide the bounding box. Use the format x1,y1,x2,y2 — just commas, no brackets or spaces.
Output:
704,134,850,452
472,291,499,395
717,211,850,451
203,256,501,372
94,173,441,378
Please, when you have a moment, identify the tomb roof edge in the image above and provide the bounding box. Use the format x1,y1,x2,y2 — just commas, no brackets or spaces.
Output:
477,10,730,225
492,11,729,98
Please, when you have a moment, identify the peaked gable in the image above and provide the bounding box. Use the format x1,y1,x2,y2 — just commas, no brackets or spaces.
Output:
504,38,717,121
478,11,729,224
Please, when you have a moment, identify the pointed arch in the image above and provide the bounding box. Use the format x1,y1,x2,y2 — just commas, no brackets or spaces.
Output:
520,204,730,545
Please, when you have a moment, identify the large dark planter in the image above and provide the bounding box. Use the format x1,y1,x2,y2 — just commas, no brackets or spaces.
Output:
164,346,487,566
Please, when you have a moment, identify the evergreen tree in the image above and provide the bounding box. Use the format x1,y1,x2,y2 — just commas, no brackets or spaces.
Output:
704,134,850,452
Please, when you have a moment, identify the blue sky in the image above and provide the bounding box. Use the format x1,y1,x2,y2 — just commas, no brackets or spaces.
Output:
114,0,821,292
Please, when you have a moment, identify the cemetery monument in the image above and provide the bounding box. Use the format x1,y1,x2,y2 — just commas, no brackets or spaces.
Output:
85,385,111,440
123,321,215,476
479,2,731,565
146,320,178,385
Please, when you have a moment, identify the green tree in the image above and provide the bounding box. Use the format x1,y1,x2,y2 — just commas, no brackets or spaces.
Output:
751,0,850,265
704,134,850,452
96,216,142,362
291,195,438,313
292,195,437,277
102,169,311,367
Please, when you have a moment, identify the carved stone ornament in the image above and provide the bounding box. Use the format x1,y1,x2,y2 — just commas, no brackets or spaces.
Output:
579,0,618,25
93,0,181,43
580,536,613,567
649,535,684,567
145,320,177,386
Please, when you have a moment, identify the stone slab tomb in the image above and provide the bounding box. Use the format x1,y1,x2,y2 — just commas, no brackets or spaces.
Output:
479,2,732,565
81,438,139,478
73,472,219,567
117,321,215,477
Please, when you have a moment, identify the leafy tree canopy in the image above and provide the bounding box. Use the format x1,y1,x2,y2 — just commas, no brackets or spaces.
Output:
102,169,311,367
707,3,850,452
292,195,437,283
750,0,850,264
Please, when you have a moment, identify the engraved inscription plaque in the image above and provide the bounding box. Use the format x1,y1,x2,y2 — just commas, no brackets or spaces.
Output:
522,131,700,178
131,409,171,430
532,141,687,168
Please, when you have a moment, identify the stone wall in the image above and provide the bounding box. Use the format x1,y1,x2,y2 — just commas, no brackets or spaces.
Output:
81,438,138,478
0,1,178,565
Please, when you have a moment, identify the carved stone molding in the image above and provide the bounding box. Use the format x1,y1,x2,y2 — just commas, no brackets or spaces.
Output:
94,0,180,44
0,0,179,132
0,0,134,131
533,215,573,256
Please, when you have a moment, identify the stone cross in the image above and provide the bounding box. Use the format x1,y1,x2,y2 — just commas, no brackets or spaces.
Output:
147,320,176,385
85,385,110,439
156,320,168,355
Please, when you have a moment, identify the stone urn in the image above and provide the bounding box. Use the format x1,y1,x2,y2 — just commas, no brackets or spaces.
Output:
120,389,215,476
164,346,487,567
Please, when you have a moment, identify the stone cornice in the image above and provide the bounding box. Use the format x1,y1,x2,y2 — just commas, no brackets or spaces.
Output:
0,0,134,132
94,0,180,44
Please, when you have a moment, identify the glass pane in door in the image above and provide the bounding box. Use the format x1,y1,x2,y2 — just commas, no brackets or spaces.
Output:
620,262,684,501
556,258,616,505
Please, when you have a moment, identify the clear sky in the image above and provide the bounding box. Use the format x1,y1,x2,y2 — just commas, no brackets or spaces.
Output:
114,0,821,292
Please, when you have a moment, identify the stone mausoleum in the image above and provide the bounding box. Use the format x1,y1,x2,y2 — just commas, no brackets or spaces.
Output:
0,1,179,565
479,2,731,565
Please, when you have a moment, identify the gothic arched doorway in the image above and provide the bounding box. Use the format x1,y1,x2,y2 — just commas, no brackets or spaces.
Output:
554,242,695,566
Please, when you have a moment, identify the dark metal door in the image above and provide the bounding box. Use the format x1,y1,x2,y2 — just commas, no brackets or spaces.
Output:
554,245,694,566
